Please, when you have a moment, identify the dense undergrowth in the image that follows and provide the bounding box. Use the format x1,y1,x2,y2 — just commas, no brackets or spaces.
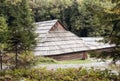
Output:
0,68,119,81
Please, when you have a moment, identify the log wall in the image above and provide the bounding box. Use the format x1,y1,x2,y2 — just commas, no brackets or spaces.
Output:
45,52,87,61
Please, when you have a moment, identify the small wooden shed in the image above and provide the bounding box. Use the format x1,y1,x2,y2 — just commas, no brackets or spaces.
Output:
34,20,89,60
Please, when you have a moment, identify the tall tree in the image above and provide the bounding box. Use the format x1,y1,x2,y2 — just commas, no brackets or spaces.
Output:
105,0,120,62
2,0,37,68
87,0,120,62
62,0,80,32
0,0,9,70
0,17,8,70
76,0,111,37
30,0,107,37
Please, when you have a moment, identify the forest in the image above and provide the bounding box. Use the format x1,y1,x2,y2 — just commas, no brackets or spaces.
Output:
30,0,111,37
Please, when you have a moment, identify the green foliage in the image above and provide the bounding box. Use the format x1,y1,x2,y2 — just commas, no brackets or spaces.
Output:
89,51,98,58
58,59,92,64
89,50,106,59
78,0,105,37
87,0,120,61
6,0,37,52
0,0,37,68
0,17,7,33
36,57,57,64
0,16,8,70
0,68,119,81
2,52,36,69
17,51,36,68
0,16,8,50
30,0,111,37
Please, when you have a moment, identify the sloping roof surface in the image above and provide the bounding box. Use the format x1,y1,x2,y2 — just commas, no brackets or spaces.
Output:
81,37,115,50
35,19,58,42
34,20,89,56
34,20,115,56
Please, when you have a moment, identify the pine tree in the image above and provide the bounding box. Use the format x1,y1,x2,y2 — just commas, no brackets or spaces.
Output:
88,0,120,62
4,0,37,68
0,0,9,70
0,16,8,70
106,0,120,62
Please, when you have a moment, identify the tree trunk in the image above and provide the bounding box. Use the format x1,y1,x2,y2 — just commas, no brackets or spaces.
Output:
15,45,18,68
0,53,2,70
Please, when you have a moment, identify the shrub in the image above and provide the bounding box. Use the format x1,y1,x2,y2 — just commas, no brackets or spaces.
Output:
88,51,100,58
0,68,119,81
2,51,36,69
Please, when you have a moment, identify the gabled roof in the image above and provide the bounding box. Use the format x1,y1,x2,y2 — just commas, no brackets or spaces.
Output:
34,20,89,56
34,20,115,56
35,19,58,42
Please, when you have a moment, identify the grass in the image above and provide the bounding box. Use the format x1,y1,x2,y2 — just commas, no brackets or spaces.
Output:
36,57,57,64
36,57,94,64
57,59,93,64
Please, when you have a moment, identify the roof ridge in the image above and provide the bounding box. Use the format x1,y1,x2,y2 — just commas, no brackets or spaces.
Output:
36,19,58,23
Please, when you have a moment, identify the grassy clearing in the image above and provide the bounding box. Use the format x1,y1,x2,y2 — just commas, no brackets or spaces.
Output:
35,57,57,64
36,57,96,64
58,59,93,64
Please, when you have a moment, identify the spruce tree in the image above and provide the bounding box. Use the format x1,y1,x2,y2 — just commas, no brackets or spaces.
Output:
6,0,37,68
0,0,8,70
0,16,8,70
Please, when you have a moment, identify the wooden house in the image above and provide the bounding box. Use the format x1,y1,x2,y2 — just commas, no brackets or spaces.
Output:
34,19,115,60
34,20,89,60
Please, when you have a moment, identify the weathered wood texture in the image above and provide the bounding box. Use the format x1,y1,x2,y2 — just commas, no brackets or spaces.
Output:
45,52,88,61
95,47,114,52
45,48,113,61
34,20,89,56
50,22,66,32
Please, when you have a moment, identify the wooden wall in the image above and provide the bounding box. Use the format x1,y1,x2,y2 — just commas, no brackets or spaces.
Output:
44,47,113,61
45,52,88,61
50,22,66,32
95,47,114,52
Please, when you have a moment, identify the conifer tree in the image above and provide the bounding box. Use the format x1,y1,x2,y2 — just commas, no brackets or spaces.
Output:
2,0,37,68
0,16,8,70
0,0,9,70
87,0,120,62
105,0,120,62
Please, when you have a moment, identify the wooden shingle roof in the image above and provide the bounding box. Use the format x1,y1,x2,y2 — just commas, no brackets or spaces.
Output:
34,20,89,56
81,37,115,50
35,19,58,42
